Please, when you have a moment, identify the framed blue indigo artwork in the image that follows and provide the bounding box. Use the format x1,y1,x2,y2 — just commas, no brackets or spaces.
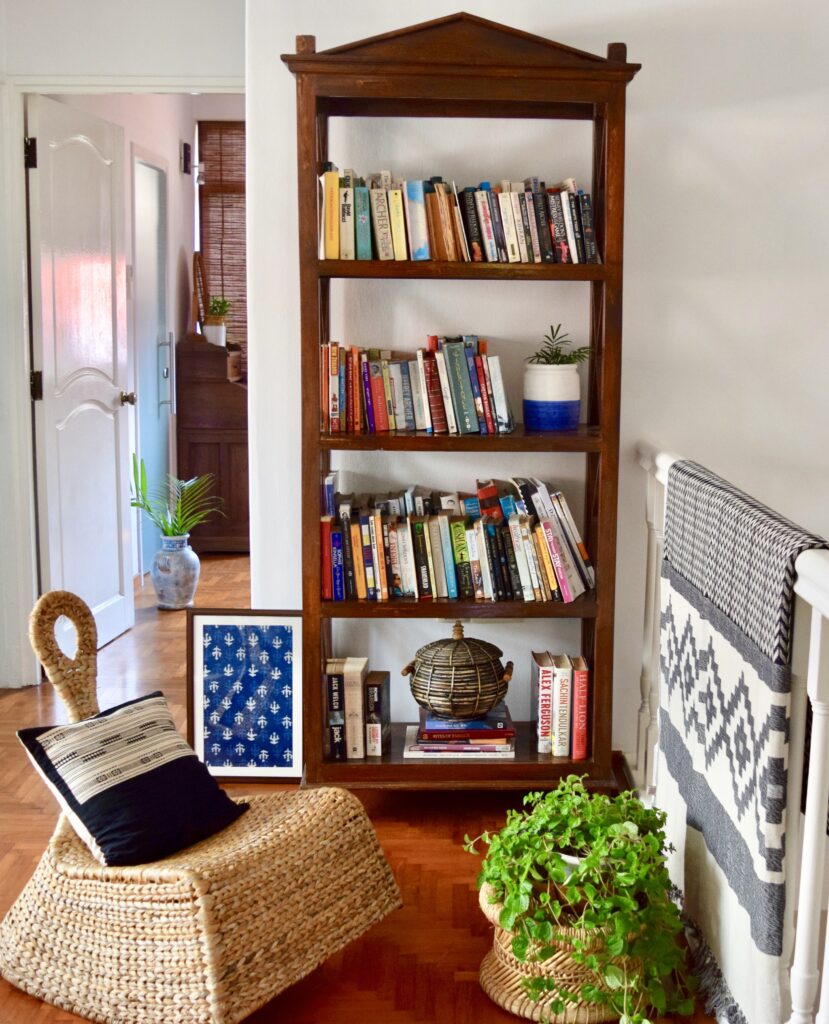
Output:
187,609,302,780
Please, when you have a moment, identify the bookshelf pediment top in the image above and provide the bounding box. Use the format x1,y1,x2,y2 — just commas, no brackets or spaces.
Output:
281,12,640,81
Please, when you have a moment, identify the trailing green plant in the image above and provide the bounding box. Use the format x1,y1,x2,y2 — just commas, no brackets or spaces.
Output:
527,324,591,365
464,776,696,1024
208,296,231,318
131,455,224,537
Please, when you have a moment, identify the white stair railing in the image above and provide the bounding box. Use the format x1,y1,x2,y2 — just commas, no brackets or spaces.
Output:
635,442,829,1024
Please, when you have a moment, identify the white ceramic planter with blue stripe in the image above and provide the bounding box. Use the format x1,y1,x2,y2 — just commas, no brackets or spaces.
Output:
523,363,581,431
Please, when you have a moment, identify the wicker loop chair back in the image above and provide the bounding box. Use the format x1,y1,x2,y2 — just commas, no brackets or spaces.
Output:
29,591,100,723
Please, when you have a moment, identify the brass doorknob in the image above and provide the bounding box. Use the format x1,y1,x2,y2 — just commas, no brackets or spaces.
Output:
119,390,137,406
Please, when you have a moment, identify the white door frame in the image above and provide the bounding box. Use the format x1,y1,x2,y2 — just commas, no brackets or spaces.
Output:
0,75,243,688
130,144,172,580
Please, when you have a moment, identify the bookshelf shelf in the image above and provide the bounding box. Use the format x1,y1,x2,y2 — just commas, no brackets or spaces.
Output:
320,424,604,453
283,14,639,791
317,259,610,282
320,593,598,619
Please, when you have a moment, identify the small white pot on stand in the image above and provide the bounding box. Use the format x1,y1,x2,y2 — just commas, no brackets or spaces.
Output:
522,362,581,431
202,317,226,347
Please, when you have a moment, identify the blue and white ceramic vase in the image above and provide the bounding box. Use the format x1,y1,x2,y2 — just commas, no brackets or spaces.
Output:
150,535,201,610
523,362,581,431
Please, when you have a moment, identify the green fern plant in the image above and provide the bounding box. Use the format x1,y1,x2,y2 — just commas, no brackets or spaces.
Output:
528,324,591,365
131,455,224,537
465,776,696,1024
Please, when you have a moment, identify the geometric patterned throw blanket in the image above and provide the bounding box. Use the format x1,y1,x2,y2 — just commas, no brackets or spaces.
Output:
655,460,825,1024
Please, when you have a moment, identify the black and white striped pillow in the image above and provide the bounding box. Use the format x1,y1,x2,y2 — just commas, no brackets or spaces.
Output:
18,691,246,866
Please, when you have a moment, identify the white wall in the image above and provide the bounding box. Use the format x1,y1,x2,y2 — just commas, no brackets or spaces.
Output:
247,0,829,750
0,0,244,82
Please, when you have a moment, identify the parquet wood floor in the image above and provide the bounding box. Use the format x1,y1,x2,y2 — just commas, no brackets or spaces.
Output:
0,557,710,1023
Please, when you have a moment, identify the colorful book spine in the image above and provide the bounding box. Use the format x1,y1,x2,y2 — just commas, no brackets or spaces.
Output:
409,517,434,599
465,527,485,599
338,179,355,260
437,513,458,600
460,187,484,262
365,672,391,756
442,341,479,434
398,362,416,431
434,349,458,435
359,515,377,600
497,191,521,263
531,651,554,754
369,513,388,601
403,180,431,260
570,656,589,761
323,168,340,259
480,183,507,261
524,189,542,262
354,185,372,260
350,522,367,599
360,354,376,433
423,356,448,434
331,528,345,601
546,191,571,264
552,654,572,757
326,664,346,761
473,188,499,262
369,188,394,260
449,517,474,598
343,657,368,759
463,343,487,434
388,186,408,260
320,517,333,600
475,356,496,434
578,191,599,264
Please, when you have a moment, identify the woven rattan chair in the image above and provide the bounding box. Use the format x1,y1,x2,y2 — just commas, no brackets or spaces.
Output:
0,592,401,1024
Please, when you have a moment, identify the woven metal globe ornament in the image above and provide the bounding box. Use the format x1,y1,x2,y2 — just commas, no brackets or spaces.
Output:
402,620,513,720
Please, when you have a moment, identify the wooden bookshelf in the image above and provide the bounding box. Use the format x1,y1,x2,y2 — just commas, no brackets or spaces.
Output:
283,14,640,792
320,424,604,453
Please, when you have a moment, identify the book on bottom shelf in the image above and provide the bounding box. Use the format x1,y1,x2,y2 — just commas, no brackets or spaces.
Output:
365,671,391,757
403,725,515,759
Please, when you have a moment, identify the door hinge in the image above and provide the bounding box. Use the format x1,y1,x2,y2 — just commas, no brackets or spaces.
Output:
24,137,37,169
30,371,43,401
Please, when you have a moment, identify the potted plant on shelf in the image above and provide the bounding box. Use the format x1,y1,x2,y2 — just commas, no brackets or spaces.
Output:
465,776,696,1024
131,456,224,609
203,296,231,347
523,324,590,432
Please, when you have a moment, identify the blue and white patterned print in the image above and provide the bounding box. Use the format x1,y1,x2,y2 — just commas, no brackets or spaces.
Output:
201,624,294,770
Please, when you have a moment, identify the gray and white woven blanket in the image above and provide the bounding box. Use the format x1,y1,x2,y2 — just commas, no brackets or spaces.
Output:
655,460,825,1024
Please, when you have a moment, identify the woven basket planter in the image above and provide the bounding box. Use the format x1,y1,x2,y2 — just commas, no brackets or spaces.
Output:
402,620,513,720
477,883,618,1024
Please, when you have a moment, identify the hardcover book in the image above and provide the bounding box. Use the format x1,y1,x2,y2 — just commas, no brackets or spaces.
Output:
552,654,573,757
442,341,479,434
570,655,589,761
365,671,391,757
531,651,554,754
403,180,431,260
343,656,369,759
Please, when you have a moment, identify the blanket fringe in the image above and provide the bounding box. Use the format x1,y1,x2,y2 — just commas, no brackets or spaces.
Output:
669,886,749,1024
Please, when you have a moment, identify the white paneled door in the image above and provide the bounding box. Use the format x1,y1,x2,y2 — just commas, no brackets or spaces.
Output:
27,95,134,648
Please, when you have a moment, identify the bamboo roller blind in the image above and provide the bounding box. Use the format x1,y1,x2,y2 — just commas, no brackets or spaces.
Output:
198,121,247,370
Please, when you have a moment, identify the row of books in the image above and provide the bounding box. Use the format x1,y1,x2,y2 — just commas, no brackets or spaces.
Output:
325,658,391,760
320,475,595,604
321,165,600,265
404,702,515,760
531,652,589,759
321,334,514,436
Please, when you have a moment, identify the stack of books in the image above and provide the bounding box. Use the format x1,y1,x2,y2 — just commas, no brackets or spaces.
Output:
321,166,599,265
532,652,589,760
320,334,514,436
321,475,594,605
324,658,391,761
404,702,516,759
